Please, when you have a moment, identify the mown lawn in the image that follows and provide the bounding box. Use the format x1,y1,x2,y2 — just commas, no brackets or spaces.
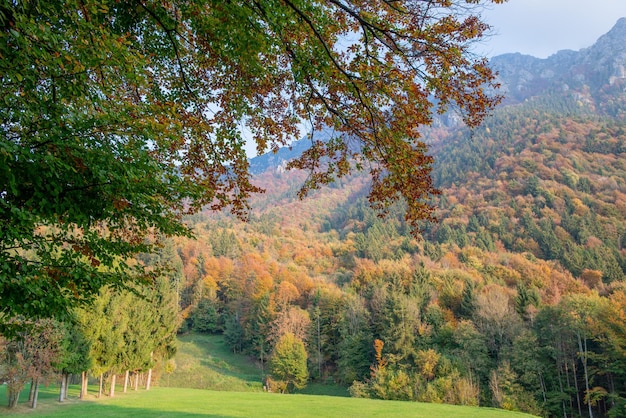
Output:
0,385,538,417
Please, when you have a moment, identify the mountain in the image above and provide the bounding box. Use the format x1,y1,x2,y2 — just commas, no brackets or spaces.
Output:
241,18,626,284
248,134,311,176
491,17,626,109
250,18,626,175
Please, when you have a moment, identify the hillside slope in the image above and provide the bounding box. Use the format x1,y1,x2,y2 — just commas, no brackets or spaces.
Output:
168,19,626,418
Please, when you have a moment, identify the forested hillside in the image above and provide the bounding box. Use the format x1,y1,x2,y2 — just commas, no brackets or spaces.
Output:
2,4,626,418
165,21,626,418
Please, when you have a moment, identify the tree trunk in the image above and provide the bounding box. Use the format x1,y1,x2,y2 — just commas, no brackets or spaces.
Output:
316,310,322,378
538,371,547,404
123,370,129,393
134,372,139,391
98,373,104,398
578,332,593,418
59,373,66,402
29,378,35,402
65,374,70,401
557,362,567,418
609,372,616,408
64,373,69,400
145,351,153,390
80,371,88,399
570,360,583,417
146,368,152,390
8,385,21,408
110,373,116,398
31,379,40,409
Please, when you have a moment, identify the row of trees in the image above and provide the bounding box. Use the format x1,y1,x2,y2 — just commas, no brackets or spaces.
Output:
0,275,178,409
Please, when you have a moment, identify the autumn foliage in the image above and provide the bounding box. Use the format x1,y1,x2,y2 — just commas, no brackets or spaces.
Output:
1,0,504,320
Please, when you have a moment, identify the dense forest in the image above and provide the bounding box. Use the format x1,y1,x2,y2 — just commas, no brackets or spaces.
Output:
159,89,626,417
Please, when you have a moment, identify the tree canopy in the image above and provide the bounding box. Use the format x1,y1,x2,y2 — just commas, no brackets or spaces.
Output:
0,0,503,320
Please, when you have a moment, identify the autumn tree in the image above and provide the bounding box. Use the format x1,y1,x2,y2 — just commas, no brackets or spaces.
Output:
269,332,309,393
1,0,504,320
0,319,63,409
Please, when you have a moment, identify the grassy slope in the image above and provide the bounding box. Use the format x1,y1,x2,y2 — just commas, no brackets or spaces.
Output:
162,333,349,397
161,333,263,392
0,386,538,418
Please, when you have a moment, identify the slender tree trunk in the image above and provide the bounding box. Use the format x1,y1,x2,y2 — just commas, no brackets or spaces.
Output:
8,386,20,408
565,358,578,417
578,332,593,418
317,310,322,378
572,359,583,417
110,373,116,398
64,373,68,400
29,378,35,402
31,379,39,409
98,373,104,398
609,372,616,408
557,362,567,418
65,374,70,401
538,371,547,404
80,371,88,399
123,370,129,393
59,373,66,402
146,351,153,390
134,372,139,391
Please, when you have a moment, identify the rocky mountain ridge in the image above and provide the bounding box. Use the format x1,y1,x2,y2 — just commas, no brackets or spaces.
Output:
249,18,626,174
491,17,626,105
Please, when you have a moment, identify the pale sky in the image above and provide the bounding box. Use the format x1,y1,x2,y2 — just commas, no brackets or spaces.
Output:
479,0,626,58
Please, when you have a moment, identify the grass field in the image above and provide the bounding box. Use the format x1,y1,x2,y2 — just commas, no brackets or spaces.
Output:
0,385,538,417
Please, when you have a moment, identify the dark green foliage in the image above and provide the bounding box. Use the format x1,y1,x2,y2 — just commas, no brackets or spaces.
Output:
223,315,245,354
56,318,92,376
191,298,221,334
459,281,477,320
210,229,241,258
337,298,374,384
514,283,540,322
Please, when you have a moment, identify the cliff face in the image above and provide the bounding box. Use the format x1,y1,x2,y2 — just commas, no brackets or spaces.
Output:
490,18,626,106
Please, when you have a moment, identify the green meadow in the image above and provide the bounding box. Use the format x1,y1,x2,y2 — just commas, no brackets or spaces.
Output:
161,334,264,392
0,385,537,417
